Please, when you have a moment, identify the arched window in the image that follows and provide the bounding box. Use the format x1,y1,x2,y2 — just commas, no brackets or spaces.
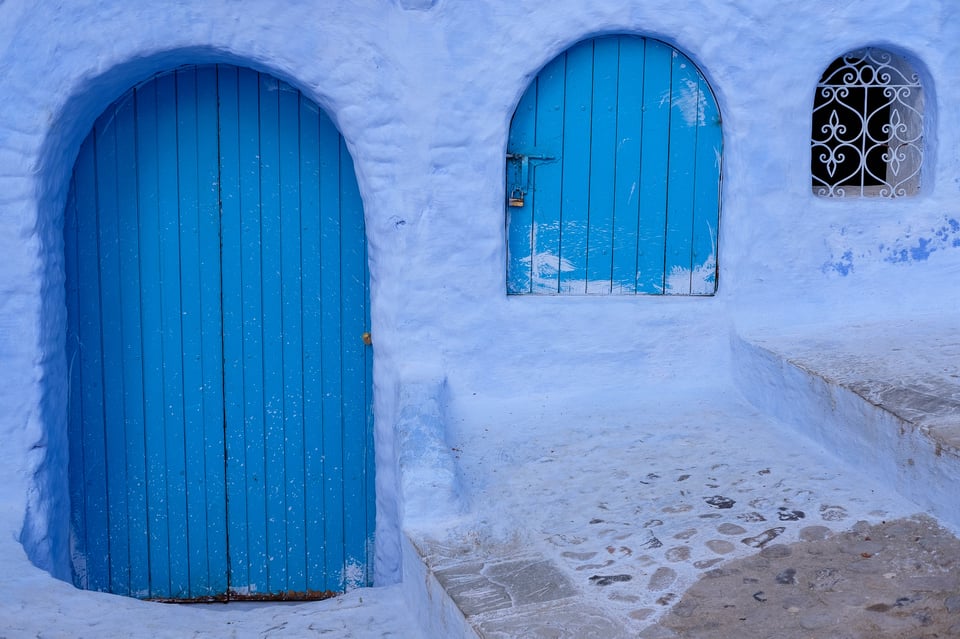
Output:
505,35,722,295
812,48,923,198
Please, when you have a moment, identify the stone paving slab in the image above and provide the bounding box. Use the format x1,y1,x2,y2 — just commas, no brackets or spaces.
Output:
404,387,960,637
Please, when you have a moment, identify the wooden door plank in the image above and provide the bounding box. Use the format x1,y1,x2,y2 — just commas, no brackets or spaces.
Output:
364,244,376,586
663,52,700,294
257,72,289,594
73,130,111,593
362,242,374,579
691,73,722,294
558,40,593,293
278,79,307,593
585,37,620,294
195,64,229,595
64,164,87,592
318,111,345,588
115,92,149,597
611,36,645,294
93,100,132,596
217,65,250,596
636,41,672,293
530,54,566,293
298,96,326,589
156,70,191,598
134,77,173,599
237,66,269,596
339,137,369,588
505,80,537,294
175,67,213,598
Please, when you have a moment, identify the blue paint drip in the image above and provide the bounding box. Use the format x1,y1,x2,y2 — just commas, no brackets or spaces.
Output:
886,248,910,264
830,215,960,271
825,250,854,276
909,237,934,261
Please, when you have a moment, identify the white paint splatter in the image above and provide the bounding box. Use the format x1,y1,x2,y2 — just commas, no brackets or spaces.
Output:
664,251,717,295
341,559,366,591
660,79,706,127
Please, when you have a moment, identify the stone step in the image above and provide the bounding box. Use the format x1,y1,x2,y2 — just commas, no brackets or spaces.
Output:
732,318,960,532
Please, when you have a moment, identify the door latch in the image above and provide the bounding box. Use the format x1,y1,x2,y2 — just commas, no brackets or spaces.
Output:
505,152,555,208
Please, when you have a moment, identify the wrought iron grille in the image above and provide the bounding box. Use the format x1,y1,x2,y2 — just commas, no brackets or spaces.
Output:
812,48,923,198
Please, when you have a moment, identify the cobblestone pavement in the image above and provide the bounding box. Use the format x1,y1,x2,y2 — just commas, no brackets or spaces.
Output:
439,391,960,637
652,515,960,638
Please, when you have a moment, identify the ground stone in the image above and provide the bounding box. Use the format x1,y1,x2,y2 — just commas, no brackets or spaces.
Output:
648,567,677,591
760,543,791,558
799,525,831,541
798,610,833,630
705,539,735,554
945,595,960,613
656,516,960,638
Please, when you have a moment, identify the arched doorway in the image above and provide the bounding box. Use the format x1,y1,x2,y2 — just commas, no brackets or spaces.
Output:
506,35,722,295
64,64,374,601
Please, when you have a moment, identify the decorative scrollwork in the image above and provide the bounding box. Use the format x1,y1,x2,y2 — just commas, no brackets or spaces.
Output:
812,48,923,198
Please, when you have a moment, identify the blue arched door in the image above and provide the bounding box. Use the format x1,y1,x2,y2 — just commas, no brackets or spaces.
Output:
64,65,374,601
506,35,722,295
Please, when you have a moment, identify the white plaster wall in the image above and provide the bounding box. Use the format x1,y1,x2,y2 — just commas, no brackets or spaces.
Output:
0,0,958,604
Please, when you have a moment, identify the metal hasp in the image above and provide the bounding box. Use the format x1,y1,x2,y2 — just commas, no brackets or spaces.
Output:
505,152,555,207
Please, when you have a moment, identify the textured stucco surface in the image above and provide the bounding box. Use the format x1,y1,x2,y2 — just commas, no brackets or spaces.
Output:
0,0,959,629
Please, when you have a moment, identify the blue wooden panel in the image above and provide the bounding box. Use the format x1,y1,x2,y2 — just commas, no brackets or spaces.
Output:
362,242,375,582
217,64,251,596
64,167,87,591
278,79,307,593
636,40,672,293
78,121,109,594
505,53,569,294
690,72,722,295
155,69,192,598
93,99,131,596
530,55,566,294
217,67,251,600
236,65,269,596
69,132,108,592
318,108,346,588
663,51,699,294
558,39,593,293
505,78,537,294
175,67,212,598
611,37,645,293
67,63,373,602
115,89,150,597
299,95,326,589
195,64,229,595
134,77,173,598
585,37,620,294
339,137,370,588
257,72,289,595
505,35,722,296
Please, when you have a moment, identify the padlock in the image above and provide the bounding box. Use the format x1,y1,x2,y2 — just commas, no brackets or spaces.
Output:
508,188,525,207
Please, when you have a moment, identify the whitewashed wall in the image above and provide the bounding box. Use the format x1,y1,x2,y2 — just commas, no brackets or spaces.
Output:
1,0,958,600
